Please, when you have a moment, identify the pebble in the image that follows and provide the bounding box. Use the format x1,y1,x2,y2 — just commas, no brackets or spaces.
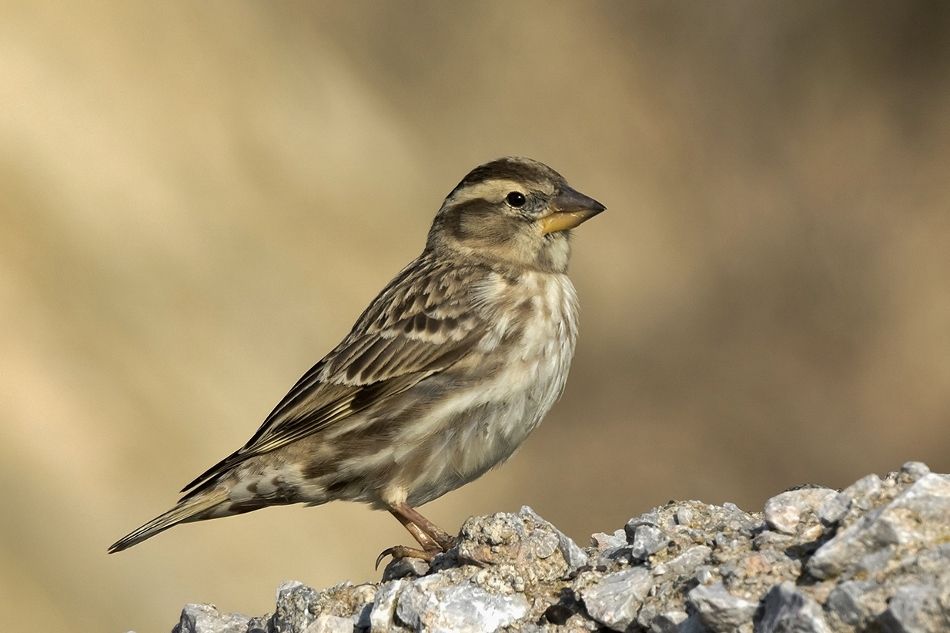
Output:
763,488,836,535
758,582,831,633
687,582,757,633
579,566,653,631
628,523,670,561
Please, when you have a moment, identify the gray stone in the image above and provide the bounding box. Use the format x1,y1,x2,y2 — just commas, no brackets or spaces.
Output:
675,507,694,526
648,610,688,632
652,545,711,578
900,461,931,482
368,580,404,632
302,614,353,633
877,582,950,633
591,528,630,566
382,556,430,581
395,577,530,633
763,488,837,535
677,614,712,633
818,473,886,525
693,566,716,585
519,506,589,571
844,473,884,510
628,523,670,561
172,604,250,633
591,529,627,551
758,582,830,633
817,492,850,525
825,580,879,627
580,566,653,631
808,473,950,579
687,582,756,633
455,510,576,581
271,581,319,633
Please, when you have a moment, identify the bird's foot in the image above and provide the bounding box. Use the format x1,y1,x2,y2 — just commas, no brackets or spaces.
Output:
375,544,441,569
431,532,457,551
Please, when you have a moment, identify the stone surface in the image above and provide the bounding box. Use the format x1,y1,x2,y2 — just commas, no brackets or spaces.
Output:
395,576,529,633
154,466,950,633
301,614,353,633
688,582,757,633
877,581,950,633
764,487,837,536
381,557,430,581
807,473,950,579
759,582,831,633
578,566,653,631
171,604,250,633
626,522,670,561
519,505,588,571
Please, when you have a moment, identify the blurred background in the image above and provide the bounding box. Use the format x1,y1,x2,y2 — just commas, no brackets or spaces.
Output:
2,1,949,631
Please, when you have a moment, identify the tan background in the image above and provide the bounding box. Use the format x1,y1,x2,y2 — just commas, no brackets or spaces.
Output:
2,2,949,632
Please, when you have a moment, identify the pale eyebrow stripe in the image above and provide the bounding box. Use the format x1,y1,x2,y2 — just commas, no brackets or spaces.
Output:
446,179,531,207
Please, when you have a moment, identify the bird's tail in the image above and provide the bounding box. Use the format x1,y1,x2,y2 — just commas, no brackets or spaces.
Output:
108,487,230,553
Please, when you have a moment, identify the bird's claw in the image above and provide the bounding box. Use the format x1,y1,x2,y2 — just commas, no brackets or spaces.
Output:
375,545,439,570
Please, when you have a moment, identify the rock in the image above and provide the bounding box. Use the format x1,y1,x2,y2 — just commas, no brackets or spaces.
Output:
674,506,694,526
877,581,950,633
652,545,711,578
395,576,530,633
368,580,404,632
627,522,670,561
590,529,628,564
382,557,430,581
824,579,880,627
153,464,950,633
763,488,837,535
301,614,353,633
647,610,688,632
899,461,931,482
817,492,850,526
453,509,575,582
271,582,319,633
819,473,884,526
807,473,950,579
519,506,588,571
171,604,250,633
578,566,653,631
687,582,757,633
759,583,830,633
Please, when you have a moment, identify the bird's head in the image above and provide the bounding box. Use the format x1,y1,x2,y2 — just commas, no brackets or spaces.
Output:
426,157,605,273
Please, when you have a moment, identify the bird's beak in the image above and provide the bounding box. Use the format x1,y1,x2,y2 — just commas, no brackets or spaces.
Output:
540,186,606,234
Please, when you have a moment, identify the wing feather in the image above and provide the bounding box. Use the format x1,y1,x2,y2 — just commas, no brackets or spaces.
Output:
180,257,487,498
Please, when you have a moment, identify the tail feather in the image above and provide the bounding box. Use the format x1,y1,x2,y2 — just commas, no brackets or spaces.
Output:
108,488,229,553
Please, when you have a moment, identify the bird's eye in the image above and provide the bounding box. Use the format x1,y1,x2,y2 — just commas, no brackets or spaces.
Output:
505,191,527,208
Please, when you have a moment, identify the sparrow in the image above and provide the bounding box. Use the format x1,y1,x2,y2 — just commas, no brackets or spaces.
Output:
109,156,605,563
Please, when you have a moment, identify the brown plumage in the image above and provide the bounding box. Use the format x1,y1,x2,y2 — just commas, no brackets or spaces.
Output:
109,157,604,560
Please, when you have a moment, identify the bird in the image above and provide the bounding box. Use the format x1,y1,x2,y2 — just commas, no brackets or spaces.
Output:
109,156,605,563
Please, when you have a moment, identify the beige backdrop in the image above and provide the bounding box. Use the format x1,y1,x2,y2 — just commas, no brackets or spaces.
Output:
2,2,949,632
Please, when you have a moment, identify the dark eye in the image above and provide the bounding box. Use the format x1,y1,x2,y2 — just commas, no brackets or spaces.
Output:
505,191,527,208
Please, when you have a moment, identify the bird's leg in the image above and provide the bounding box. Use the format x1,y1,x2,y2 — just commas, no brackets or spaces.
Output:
391,502,457,551
389,508,441,551
375,508,442,569
375,504,457,569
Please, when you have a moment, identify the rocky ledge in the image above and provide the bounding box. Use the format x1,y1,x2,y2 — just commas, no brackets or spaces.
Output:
170,463,949,633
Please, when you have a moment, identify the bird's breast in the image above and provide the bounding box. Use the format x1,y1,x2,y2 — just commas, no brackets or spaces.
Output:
476,270,579,413
403,271,579,503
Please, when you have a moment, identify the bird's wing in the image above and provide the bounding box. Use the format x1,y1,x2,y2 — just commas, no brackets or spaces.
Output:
180,258,487,498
